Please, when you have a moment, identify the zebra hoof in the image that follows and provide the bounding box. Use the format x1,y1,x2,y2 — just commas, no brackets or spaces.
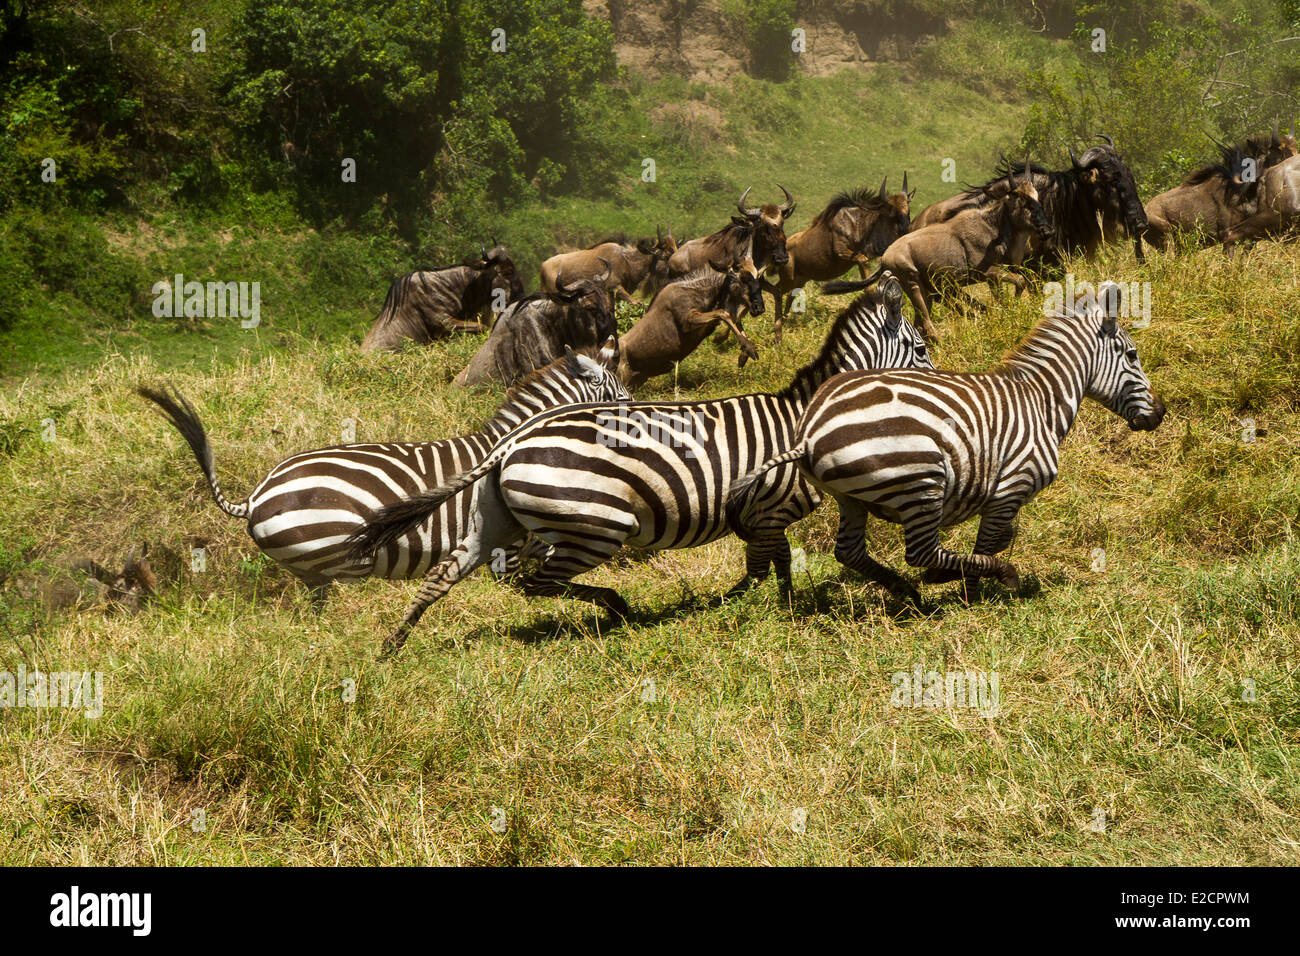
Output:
995,566,1021,592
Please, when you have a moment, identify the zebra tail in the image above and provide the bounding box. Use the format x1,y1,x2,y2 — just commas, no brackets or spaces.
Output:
725,443,808,530
138,384,249,520
345,448,503,561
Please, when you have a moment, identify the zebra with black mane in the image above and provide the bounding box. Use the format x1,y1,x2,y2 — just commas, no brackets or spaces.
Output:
348,275,933,656
139,339,627,607
727,282,1165,604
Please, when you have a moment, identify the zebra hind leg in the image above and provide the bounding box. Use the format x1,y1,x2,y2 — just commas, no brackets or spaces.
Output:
832,500,923,605
725,533,792,599
903,511,1019,591
380,482,526,660
516,540,633,618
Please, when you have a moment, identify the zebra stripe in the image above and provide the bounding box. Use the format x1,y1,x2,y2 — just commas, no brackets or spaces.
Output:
140,342,628,604
348,274,933,655
737,281,1166,601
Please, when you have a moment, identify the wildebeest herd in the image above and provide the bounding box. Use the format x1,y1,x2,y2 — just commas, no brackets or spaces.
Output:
141,126,1299,656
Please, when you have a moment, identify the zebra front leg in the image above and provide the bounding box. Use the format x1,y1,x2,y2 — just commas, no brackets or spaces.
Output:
381,482,526,659
516,540,633,618
831,497,922,604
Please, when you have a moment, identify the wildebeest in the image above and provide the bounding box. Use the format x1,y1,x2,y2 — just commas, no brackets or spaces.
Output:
617,262,765,389
834,168,1053,338
1144,129,1299,249
765,176,914,342
1222,126,1300,255
539,228,678,302
666,186,795,280
361,244,525,352
911,139,1145,263
454,265,617,387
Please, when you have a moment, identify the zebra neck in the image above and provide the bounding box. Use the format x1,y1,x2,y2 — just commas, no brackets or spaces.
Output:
999,318,1093,442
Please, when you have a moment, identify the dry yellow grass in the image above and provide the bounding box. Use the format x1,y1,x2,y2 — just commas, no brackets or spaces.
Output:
1,238,1298,864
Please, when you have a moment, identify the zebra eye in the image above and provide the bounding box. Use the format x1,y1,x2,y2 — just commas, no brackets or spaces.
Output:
1125,349,1138,363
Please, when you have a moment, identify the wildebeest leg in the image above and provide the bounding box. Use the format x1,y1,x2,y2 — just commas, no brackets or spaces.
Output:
516,540,633,618
854,255,873,280
902,498,1019,591
1223,209,1286,257
379,481,526,659
444,317,486,333
615,287,636,306
899,273,939,340
831,497,921,603
689,310,759,364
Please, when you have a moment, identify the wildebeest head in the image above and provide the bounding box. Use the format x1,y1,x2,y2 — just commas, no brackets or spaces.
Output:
1004,166,1054,242
709,258,766,317
872,173,915,253
554,258,616,325
475,241,525,302
736,185,795,268
1072,137,1148,234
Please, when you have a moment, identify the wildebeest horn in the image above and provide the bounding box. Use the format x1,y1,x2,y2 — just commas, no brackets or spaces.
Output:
777,183,794,214
737,187,759,218
1069,148,1082,169
595,257,611,283
656,224,663,242
878,176,888,199
902,171,909,194
480,243,488,261
1096,133,1115,149
491,235,499,247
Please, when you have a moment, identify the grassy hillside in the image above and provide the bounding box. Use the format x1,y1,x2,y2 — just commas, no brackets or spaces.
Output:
2,2,1299,865
2,234,1298,864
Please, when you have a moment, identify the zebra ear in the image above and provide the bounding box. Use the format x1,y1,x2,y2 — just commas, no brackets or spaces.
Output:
1098,281,1122,336
597,335,618,369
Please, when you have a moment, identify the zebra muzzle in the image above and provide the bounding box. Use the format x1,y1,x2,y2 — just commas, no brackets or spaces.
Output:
1127,395,1166,431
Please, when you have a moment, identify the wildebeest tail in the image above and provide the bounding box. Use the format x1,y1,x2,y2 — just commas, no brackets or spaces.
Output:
138,384,250,519
345,447,504,560
821,263,884,295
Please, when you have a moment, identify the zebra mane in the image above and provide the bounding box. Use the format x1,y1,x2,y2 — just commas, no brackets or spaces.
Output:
778,291,885,400
480,347,608,430
995,309,1095,379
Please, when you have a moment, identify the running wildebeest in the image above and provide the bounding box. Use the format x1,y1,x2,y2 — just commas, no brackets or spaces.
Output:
539,228,678,303
666,186,795,281
1144,128,1299,249
1222,124,1300,255
454,264,617,387
835,167,1053,338
766,176,914,343
361,244,525,352
617,261,765,389
911,139,1145,263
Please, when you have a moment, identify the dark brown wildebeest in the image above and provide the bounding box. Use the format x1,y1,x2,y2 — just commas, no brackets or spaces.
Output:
454,264,617,387
539,228,677,303
912,139,1145,263
1144,129,1299,250
361,244,525,352
617,262,765,389
1222,126,1300,255
834,169,1053,339
765,176,914,343
666,186,795,281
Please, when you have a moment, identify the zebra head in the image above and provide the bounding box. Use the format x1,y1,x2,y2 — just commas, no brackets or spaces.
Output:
838,272,934,372
1084,282,1165,431
560,336,631,403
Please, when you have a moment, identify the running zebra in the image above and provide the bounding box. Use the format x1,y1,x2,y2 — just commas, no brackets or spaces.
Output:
727,282,1165,603
139,340,627,606
348,274,932,656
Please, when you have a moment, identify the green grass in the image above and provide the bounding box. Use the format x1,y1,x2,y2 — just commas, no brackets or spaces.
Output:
2,18,1298,863
2,233,1299,864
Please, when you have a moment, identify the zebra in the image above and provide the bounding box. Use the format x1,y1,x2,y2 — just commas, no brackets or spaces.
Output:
138,339,627,606
727,281,1165,603
348,274,933,656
